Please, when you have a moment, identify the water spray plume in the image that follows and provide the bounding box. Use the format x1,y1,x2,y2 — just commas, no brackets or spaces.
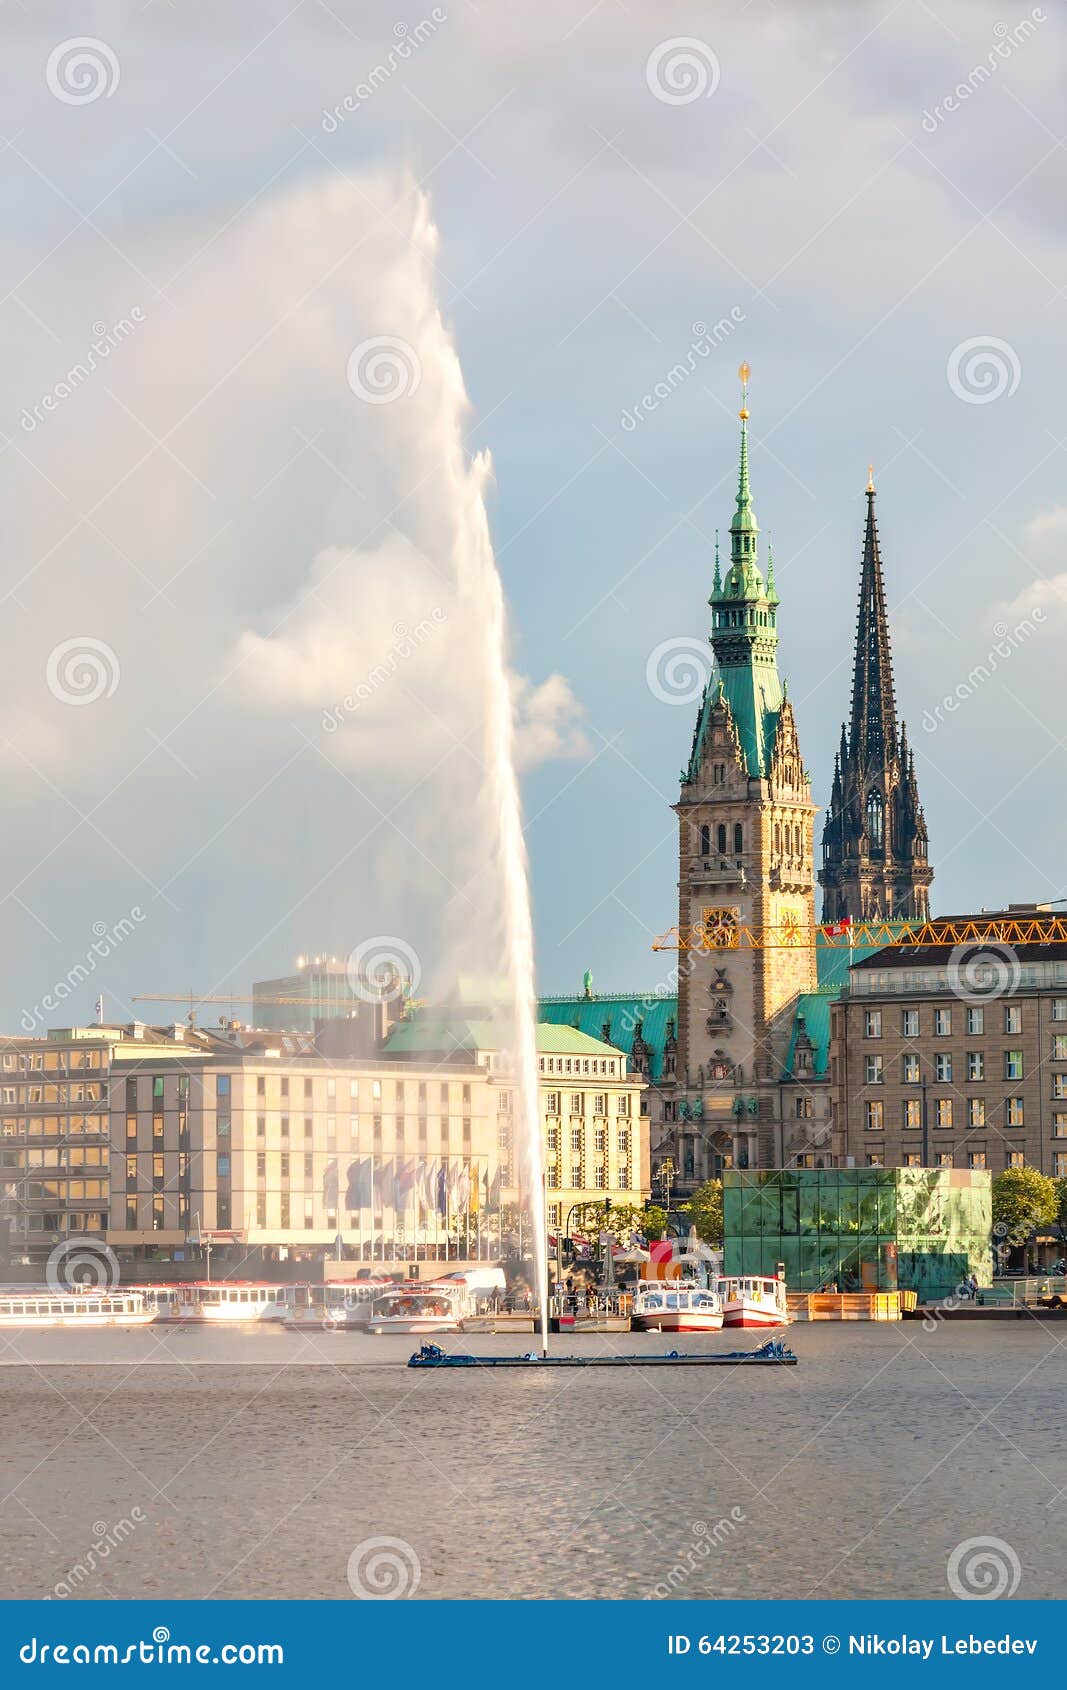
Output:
415,192,549,1354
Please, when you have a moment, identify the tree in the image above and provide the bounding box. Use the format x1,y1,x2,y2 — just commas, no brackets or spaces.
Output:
680,1178,724,1246
991,1167,1057,1245
1055,1178,1067,1229
572,1201,646,1246
642,1204,669,1241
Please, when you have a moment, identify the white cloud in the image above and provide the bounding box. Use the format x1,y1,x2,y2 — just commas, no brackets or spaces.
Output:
513,672,590,769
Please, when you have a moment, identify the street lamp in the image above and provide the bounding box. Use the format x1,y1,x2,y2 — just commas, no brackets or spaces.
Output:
658,1157,676,1214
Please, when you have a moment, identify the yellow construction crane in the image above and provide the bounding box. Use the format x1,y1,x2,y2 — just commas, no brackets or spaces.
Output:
652,915,1067,952
132,992,360,1008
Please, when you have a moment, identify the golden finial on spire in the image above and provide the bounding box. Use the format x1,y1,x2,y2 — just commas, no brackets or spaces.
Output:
867,462,875,492
738,361,751,420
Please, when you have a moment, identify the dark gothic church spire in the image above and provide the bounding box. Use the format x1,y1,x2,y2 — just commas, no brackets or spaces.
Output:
818,472,933,923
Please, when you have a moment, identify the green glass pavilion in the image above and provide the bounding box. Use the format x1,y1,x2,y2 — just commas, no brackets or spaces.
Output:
723,1166,992,1299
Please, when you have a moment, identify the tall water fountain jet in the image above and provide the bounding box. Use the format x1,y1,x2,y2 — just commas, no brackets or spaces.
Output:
417,200,550,1355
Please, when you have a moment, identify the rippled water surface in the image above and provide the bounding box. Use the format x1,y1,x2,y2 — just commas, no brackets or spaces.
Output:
0,1322,1063,1600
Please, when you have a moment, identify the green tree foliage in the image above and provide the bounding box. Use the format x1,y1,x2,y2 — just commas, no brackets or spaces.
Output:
991,1166,1057,1243
680,1178,724,1246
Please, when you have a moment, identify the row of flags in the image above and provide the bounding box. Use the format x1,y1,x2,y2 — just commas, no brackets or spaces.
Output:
322,1157,503,1216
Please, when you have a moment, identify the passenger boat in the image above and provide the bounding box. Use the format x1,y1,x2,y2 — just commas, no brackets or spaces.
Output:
0,1290,155,1328
276,1280,395,1329
631,1280,724,1333
140,1282,287,1323
713,1274,790,1329
366,1266,506,1336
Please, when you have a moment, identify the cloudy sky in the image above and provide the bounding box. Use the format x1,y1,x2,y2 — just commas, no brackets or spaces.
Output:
0,0,1063,1029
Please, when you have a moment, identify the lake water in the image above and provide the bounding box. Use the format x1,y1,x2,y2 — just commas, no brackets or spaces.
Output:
0,1321,1062,1600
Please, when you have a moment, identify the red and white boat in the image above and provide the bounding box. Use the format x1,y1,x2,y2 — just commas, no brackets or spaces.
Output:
631,1280,724,1333
714,1274,789,1329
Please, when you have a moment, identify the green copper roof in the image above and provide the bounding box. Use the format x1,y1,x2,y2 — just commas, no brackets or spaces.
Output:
731,415,758,536
538,993,676,1081
384,1013,623,1060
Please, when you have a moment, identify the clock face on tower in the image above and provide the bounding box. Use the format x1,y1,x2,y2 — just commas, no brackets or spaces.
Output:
701,906,740,948
780,906,801,945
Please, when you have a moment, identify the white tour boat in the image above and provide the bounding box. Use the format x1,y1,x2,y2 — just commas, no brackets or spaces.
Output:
713,1274,790,1329
366,1267,506,1336
276,1280,395,1330
140,1282,287,1323
0,1290,156,1328
631,1280,724,1333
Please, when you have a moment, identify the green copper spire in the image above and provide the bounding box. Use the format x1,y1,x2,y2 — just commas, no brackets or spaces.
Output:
710,529,721,600
697,364,784,780
766,539,777,602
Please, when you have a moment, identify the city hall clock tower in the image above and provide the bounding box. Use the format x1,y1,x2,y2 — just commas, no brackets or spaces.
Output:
674,367,817,1167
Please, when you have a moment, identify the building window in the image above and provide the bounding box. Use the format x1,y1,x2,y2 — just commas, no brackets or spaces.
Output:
617,1165,630,1189
1053,1035,1067,1061
615,1095,630,1116
795,1096,813,1118
217,1116,230,1137
1052,1113,1067,1139
699,824,710,856
217,1075,230,1096
968,1098,985,1128
593,1094,607,1116
1004,1005,1021,1034
256,1153,266,1179
1004,1050,1023,1081
902,1055,920,1084
571,1160,582,1187
936,1098,953,1128
617,1128,629,1154
733,822,743,854
1005,1097,1024,1127
904,1098,922,1130
968,1151,986,1169
967,1052,985,1081
570,1125,582,1152
257,1075,266,1096
570,1094,583,1116
865,1056,883,1085
217,1155,230,1177
713,764,725,785
152,1197,165,1230
594,1125,605,1151
865,1153,884,1167
937,1153,953,1168
935,1008,951,1036
865,790,884,848
1008,1151,1025,1169
902,1008,919,1038
257,1116,266,1139
717,823,727,855
865,1100,884,1132
256,1195,266,1227
935,1054,952,1083
1054,1153,1067,1178
594,1166,606,1189
864,1011,882,1039
1053,999,1067,1023
966,1007,983,1035
1055,1076,1067,1100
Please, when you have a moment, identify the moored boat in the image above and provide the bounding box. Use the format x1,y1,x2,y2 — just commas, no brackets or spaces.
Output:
714,1274,790,1329
631,1280,723,1333
140,1282,287,1323
366,1267,506,1336
0,1290,155,1328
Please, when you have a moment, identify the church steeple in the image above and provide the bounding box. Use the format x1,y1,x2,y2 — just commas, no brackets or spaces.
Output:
819,472,933,923
847,471,898,775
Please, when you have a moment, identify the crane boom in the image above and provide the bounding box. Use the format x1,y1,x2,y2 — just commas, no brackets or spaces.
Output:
652,916,1067,951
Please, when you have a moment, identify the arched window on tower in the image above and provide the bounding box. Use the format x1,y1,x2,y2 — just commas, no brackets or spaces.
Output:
717,823,727,856
794,823,802,857
866,790,884,849
774,822,781,855
733,822,743,854
700,824,710,857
